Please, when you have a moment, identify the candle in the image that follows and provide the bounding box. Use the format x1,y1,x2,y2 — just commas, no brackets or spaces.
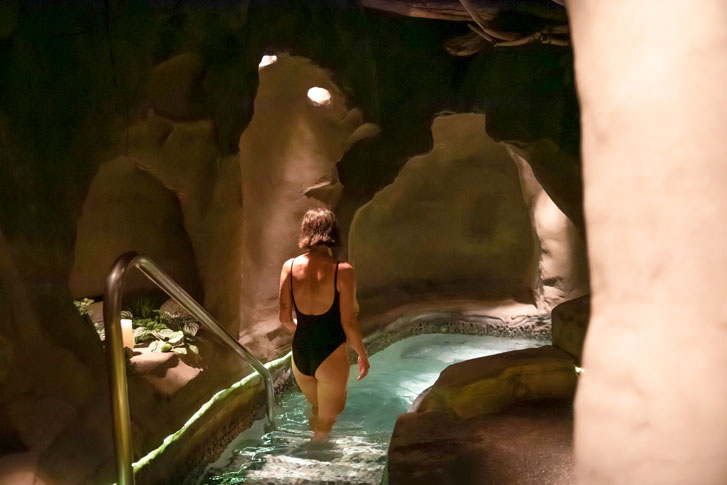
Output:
120,318,134,350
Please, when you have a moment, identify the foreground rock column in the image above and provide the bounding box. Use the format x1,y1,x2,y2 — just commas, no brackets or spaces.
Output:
568,1,727,483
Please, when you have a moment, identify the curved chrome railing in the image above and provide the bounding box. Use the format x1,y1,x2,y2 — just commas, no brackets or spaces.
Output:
103,251,276,485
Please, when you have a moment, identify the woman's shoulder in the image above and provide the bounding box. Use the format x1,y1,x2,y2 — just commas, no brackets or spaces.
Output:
336,261,355,278
337,260,353,269
282,256,298,272
283,254,308,265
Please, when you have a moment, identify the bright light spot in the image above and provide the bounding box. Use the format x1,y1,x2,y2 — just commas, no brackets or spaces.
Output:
575,366,584,376
120,318,134,349
307,87,331,106
258,55,278,68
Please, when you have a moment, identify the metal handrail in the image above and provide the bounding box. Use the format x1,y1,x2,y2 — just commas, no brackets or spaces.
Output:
103,251,276,485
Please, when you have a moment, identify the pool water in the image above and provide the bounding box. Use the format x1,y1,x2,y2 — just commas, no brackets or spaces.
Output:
200,333,544,485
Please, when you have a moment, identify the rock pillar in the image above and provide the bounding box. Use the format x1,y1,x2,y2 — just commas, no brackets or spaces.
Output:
568,1,727,483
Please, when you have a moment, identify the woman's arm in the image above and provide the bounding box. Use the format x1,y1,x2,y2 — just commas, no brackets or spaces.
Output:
278,260,296,334
338,263,370,379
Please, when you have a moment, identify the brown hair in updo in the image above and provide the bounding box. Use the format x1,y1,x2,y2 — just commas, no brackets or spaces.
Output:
298,208,340,249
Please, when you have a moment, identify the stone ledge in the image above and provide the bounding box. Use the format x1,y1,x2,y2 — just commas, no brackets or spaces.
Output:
418,345,577,418
551,294,590,363
388,399,574,485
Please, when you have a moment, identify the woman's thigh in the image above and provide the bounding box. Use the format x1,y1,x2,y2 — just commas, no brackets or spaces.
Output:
292,355,318,408
314,344,350,416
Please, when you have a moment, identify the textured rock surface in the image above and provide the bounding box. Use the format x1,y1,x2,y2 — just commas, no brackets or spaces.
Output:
148,53,207,121
133,348,202,397
159,298,199,329
388,400,574,485
350,114,536,307
69,156,201,299
510,147,589,309
127,110,244,334
569,1,727,483
551,295,590,363
461,44,583,232
0,452,45,485
238,53,376,359
419,345,577,418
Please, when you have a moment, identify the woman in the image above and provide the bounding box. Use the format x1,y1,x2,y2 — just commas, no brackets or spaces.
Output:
278,208,370,442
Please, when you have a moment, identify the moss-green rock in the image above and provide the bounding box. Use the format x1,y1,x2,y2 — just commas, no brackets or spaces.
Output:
419,345,577,418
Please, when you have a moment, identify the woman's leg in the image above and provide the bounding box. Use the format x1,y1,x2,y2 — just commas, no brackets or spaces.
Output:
312,343,350,441
292,357,319,426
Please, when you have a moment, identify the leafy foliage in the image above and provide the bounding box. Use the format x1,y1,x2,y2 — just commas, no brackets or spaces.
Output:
124,295,163,320
132,312,200,354
73,298,95,316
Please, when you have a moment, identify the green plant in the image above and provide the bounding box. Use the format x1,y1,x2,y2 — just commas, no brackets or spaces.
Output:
133,316,200,355
124,295,162,320
73,298,95,315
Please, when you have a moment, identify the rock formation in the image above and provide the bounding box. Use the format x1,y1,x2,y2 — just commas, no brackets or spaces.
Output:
239,53,378,359
69,156,201,299
568,1,727,482
389,345,578,484
551,295,589,363
509,148,589,309
350,113,536,310
418,345,577,417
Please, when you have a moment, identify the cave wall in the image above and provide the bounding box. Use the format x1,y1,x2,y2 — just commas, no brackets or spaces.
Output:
0,2,258,483
238,53,376,360
509,147,589,309
69,156,201,300
0,1,585,483
349,113,536,310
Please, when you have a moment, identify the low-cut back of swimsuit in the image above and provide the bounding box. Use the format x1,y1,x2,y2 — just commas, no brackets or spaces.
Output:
290,258,347,377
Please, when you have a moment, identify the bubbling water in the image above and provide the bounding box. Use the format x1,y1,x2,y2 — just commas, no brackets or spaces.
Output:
201,333,544,484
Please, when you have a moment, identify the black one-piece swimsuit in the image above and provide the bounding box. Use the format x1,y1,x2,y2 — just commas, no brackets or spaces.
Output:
290,259,347,377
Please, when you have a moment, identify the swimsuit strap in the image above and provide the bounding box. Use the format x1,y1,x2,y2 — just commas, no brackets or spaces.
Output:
289,257,299,312
334,261,339,294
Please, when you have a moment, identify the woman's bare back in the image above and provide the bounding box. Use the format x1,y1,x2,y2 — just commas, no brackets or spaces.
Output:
289,251,339,315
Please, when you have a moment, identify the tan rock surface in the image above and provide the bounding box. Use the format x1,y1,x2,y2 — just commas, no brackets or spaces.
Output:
148,52,207,121
419,345,577,418
349,113,536,307
509,147,589,309
238,53,376,357
127,110,244,333
388,400,574,485
0,452,46,485
551,295,589,363
569,1,727,482
69,156,201,299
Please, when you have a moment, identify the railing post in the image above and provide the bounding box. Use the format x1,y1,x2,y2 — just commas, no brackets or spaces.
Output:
103,252,138,485
103,251,277,485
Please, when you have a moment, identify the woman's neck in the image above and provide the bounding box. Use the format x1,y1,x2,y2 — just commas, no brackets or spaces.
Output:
308,245,331,257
